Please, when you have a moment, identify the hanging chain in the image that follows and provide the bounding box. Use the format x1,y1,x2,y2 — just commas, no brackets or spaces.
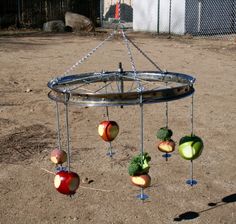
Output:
63,31,115,76
121,29,143,92
55,101,62,150
125,36,163,72
121,30,137,76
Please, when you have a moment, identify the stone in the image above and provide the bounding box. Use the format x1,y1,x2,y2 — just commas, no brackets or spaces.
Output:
65,12,94,32
43,20,65,32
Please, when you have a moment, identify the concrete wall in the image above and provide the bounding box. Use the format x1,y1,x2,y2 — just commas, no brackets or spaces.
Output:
133,0,186,34
133,0,158,32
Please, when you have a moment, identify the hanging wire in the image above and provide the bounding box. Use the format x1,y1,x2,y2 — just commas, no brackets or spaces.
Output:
125,36,163,72
55,101,62,150
64,93,71,172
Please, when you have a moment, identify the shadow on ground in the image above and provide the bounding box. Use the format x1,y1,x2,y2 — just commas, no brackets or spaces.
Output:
174,193,236,222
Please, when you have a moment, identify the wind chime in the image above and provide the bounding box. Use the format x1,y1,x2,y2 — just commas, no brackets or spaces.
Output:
47,0,203,199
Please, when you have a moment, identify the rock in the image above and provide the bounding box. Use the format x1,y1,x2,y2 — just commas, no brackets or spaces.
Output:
43,20,65,32
82,177,89,184
25,88,32,93
65,12,94,32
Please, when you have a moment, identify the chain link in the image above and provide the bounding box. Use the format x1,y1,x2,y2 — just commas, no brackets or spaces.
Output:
125,36,163,72
63,31,115,76
121,29,143,92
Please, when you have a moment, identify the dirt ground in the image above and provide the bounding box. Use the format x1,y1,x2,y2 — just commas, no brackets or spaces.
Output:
0,30,235,224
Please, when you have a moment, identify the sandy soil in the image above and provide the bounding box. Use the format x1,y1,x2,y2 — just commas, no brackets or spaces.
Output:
0,30,236,224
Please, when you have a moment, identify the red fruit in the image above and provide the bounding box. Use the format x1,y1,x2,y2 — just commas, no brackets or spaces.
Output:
54,171,80,195
50,148,67,165
131,174,151,188
98,121,119,142
157,140,175,153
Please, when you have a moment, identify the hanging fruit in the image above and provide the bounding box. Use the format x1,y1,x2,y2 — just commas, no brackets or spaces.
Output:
98,121,119,142
54,170,80,195
178,135,204,160
50,148,67,165
131,174,151,188
128,153,151,188
156,127,175,153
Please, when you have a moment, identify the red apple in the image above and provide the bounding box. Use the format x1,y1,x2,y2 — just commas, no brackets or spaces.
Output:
157,140,175,153
50,148,67,165
98,121,119,142
54,171,80,195
131,174,151,188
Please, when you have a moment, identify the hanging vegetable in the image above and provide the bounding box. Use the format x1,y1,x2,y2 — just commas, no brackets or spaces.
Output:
156,127,175,153
128,153,151,188
178,135,203,160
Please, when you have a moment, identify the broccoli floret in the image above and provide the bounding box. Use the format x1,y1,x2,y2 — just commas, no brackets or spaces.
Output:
128,163,141,176
128,152,151,176
156,127,173,141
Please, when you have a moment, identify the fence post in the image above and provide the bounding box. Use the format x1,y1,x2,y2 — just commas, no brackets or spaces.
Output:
157,0,160,34
169,0,172,35
17,0,21,28
100,0,104,27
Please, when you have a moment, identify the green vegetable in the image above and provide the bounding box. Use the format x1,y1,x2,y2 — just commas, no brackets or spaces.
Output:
156,127,173,141
179,135,203,146
128,152,151,176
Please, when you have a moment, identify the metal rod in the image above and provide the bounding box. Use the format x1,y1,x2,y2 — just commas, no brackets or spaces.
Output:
17,0,21,28
165,82,169,127
165,103,168,128
108,141,113,157
140,93,144,157
157,0,160,34
191,94,194,135
118,62,124,108
139,92,145,199
105,82,110,120
190,160,194,184
106,106,110,120
169,0,172,35
65,95,71,172
55,102,62,150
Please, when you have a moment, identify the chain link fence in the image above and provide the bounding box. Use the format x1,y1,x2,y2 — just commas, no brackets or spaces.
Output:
185,0,236,39
101,0,236,40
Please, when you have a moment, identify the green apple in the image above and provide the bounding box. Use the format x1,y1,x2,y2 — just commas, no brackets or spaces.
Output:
178,135,203,160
